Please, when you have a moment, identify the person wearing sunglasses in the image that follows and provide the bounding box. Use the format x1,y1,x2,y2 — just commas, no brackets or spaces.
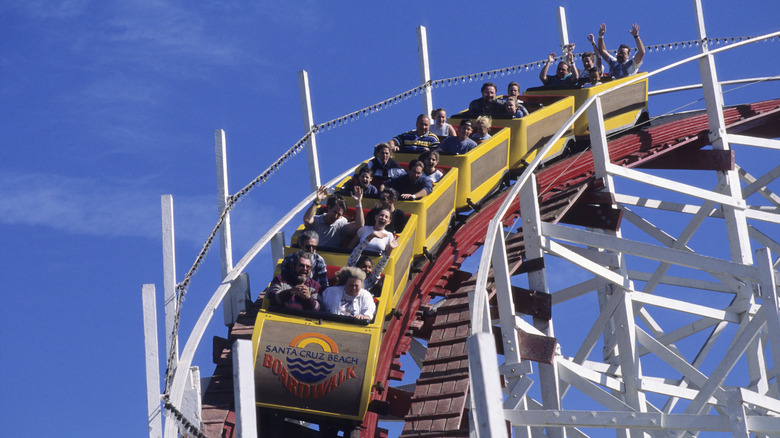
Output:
279,230,329,287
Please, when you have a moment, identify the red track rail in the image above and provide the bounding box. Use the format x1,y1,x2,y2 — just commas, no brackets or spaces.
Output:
199,99,780,438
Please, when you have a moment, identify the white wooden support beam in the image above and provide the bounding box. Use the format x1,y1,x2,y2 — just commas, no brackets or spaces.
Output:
681,306,767,420
727,388,751,437
729,134,780,150
757,247,780,394
552,277,610,305
233,339,258,438
542,222,761,282
631,292,740,323
607,164,746,209
518,177,564,438
635,328,726,403
416,26,433,117
492,225,521,366
587,97,614,191
142,284,163,438
298,70,321,192
467,333,509,438
693,0,753,267
160,195,178,366
613,291,647,432
181,367,202,433
489,222,532,438
543,238,627,287
472,219,498,335
556,7,570,54
215,129,239,326
504,409,732,432
558,361,632,411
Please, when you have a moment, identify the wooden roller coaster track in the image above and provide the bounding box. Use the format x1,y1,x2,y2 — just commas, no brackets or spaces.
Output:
198,98,780,437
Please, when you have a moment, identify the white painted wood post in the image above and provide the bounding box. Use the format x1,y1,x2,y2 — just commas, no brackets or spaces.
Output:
692,0,753,266
726,388,750,437
417,26,433,117
467,333,508,438
518,178,564,438
161,196,180,438
215,129,239,326
233,339,258,438
757,247,780,393
298,70,321,192
142,284,163,438
161,195,178,366
556,7,570,54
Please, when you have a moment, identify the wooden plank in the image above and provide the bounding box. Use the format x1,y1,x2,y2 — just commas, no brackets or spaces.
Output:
142,284,163,438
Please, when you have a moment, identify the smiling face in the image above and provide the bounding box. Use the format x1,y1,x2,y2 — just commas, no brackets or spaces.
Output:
356,258,373,276
505,99,517,115
458,122,473,140
434,109,447,125
423,153,438,172
416,116,431,135
481,85,496,103
296,257,312,278
507,84,520,97
358,171,372,187
617,47,630,63
475,122,488,136
374,209,391,229
582,54,594,70
344,277,363,297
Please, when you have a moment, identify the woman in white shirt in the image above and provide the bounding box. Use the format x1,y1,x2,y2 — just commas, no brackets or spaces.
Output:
349,207,393,253
430,108,457,137
321,267,376,320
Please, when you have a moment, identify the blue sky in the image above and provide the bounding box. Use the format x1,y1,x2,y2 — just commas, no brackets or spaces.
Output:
1,1,778,436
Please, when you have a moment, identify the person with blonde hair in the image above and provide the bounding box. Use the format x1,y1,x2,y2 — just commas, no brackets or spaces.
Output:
471,115,493,143
322,267,376,320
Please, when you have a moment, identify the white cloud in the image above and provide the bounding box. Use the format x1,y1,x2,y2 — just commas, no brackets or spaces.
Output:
0,171,287,252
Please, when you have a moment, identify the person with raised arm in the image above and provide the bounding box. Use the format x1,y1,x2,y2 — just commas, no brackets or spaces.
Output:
539,49,579,87
303,185,364,248
348,207,394,253
596,22,645,78
347,234,400,292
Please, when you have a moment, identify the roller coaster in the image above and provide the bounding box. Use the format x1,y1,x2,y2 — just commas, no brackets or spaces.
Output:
142,5,780,438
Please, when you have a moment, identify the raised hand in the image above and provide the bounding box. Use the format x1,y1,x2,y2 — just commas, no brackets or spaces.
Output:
599,23,606,37
629,23,640,38
315,185,328,202
352,185,363,203
386,236,400,254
